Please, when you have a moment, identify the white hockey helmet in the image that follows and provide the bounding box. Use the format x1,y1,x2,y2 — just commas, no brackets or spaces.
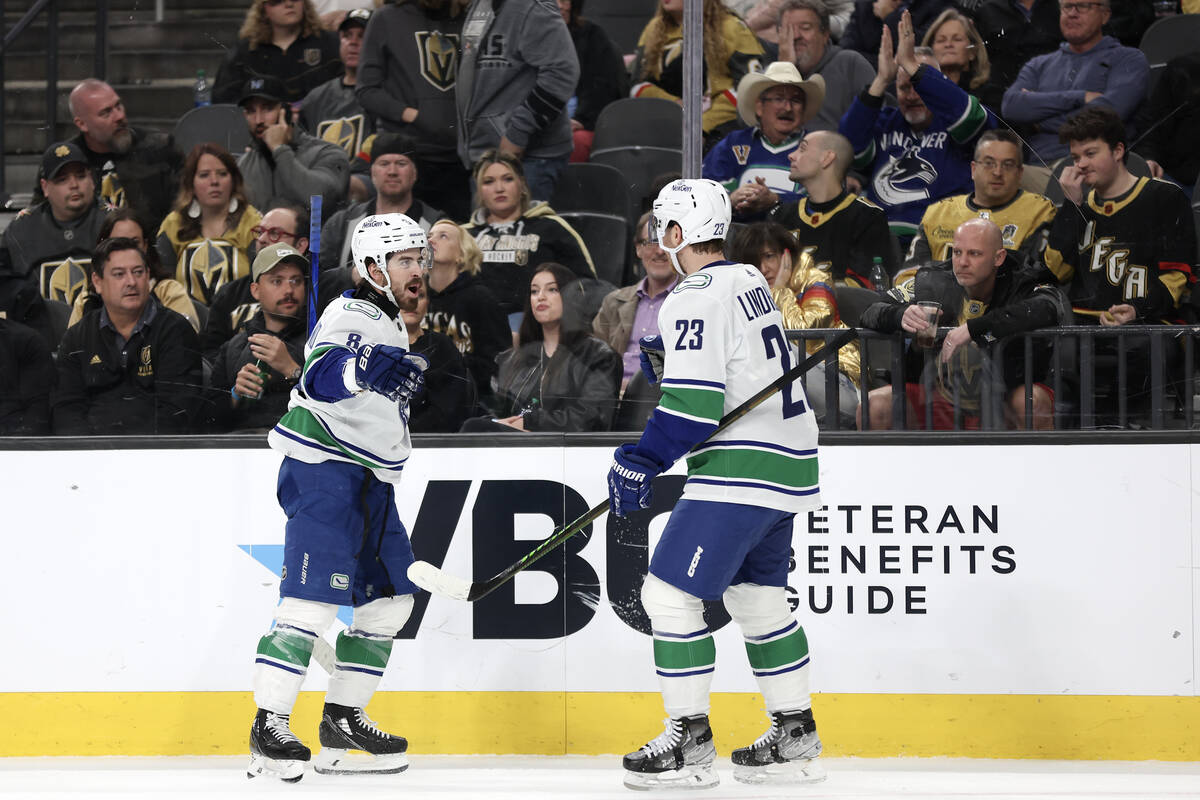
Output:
649,178,732,275
351,213,430,306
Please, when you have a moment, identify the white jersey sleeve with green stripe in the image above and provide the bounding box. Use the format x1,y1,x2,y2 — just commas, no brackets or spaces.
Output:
267,296,413,484
655,263,821,513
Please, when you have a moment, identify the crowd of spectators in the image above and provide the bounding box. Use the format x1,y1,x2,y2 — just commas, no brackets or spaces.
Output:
0,0,1197,436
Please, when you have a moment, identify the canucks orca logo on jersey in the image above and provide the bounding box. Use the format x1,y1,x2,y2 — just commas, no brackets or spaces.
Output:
417,31,460,91
40,256,90,304
874,145,937,206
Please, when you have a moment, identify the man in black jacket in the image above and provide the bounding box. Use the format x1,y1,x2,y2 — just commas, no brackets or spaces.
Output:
211,242,308,432
857,218,1062,430
52,237,202,435
68,79,181,231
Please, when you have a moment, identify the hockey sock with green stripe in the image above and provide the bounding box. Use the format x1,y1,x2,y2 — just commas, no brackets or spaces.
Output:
325,630,394,708
743,622,811,712
253,625,315,714
643,575,716,717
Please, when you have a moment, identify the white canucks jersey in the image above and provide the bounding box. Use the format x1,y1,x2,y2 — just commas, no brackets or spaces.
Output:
654,262,821,513
268,295,412,484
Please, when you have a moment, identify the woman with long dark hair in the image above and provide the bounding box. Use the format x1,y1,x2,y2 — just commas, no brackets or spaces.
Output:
462,262,619,432
155,143,262,307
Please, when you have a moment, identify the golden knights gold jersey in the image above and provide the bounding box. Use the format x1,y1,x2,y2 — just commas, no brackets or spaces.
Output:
1043,177,1195,322
907,189,1057,269
156,207,262,307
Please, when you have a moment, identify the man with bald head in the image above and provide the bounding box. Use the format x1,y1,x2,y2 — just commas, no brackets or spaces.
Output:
772,129,899,288
857,217,1063,430
68,78,180,230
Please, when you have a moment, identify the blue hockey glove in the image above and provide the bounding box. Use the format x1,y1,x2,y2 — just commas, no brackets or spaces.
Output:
638,335,665,385
355,344,427,402
607,443,661,518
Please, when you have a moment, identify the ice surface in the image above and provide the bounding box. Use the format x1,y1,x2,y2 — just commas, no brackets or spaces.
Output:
2,756,1199,799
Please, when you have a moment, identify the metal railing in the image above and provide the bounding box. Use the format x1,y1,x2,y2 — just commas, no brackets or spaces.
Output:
789,325,1200,432
0,0,109,192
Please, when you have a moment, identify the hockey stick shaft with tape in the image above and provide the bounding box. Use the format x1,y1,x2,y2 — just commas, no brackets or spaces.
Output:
408,327,859,602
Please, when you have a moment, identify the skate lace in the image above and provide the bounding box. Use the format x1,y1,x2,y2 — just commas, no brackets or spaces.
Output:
751,718,782,750
354,708,391,739
265,713,302,745
640,718,684,757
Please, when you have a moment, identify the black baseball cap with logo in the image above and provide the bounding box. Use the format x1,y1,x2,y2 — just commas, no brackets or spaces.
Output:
42,141,89,180
339,7,371,31
238,76,287,107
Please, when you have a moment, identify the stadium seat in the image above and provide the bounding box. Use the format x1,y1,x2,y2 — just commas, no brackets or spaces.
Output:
613,370,661,432
589,146,682,222
1139,14,1200,92
592,98,683,152
173,104,252,158
584,0,659,56
559,212,630,287
550,162,632,217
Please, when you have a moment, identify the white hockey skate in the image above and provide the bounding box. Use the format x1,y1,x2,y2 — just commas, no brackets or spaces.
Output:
313,703,409,775
622,715,719,791
730,708,826,785
247,709,310,783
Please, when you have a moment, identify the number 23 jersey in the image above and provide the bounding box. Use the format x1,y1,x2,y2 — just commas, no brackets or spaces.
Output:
655,261,821,514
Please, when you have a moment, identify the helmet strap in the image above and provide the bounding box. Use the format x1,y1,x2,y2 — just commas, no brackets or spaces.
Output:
355,280,400,320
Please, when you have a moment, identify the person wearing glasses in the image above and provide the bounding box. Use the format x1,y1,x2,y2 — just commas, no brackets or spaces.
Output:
703,61,826,223
592,212,679,393
212,0,342,106
905,129,1057,276
1001,0,1148,172
155,143,263,309
200,204,310,364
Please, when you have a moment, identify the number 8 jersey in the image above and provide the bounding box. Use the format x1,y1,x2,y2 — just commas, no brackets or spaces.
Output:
636,261,821,514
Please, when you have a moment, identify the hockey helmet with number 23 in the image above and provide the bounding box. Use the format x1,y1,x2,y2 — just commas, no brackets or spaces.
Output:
649,178,732,276
351,213,430,307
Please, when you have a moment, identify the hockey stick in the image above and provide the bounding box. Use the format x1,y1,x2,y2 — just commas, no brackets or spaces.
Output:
308,194,322,334
408,326,859,602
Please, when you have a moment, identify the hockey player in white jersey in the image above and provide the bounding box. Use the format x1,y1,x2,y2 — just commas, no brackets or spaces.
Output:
247,213,431,782
607,179,825,790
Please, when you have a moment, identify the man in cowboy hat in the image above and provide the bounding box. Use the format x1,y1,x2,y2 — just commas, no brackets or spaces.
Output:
703,61,825,222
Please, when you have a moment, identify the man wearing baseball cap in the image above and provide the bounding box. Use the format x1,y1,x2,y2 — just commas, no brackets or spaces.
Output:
0,141,107,346
210,241,310,431
299,8,375,167
237,75,350,213
319,132,444,275
703,61,825,222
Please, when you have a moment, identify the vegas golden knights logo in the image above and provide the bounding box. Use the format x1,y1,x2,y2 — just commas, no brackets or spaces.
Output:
39,256,90,304
180,239,239,305
137,345,154,378
415,31,460,92
101,172,126,209
318,115,366,156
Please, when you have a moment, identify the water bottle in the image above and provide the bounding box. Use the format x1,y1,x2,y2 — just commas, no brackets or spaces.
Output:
193,69,212,107
869,256,890,292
